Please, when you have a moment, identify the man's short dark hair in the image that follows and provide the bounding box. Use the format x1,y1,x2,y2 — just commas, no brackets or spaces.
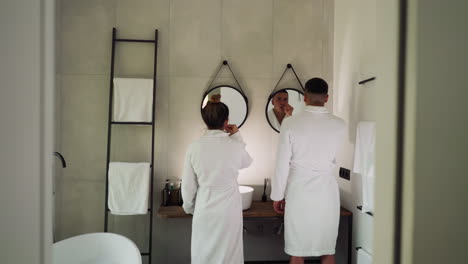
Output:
276,89,289,95
202,102,229,129
271,89,289,99
305,78,328,94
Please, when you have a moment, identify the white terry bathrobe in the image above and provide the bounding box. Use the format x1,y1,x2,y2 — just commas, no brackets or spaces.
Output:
271,106,346,256
268,108,292,132
182,130,252,264
267,108,281,131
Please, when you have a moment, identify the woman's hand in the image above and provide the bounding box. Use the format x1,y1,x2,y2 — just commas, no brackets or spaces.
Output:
224,124,239,135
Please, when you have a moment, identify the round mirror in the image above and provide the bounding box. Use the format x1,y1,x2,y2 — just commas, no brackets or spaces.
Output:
201,85,249,128
265,88,305,132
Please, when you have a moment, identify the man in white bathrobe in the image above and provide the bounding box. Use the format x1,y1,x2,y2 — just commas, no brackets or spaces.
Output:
271,78,346,264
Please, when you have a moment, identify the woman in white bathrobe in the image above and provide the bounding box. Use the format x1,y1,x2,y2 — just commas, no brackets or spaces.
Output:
182,102,252,264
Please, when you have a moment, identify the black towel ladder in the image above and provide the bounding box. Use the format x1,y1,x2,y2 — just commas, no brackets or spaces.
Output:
104,27,158,264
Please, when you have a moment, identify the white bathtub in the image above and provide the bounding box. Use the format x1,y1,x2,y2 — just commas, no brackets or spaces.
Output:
53,232,141,264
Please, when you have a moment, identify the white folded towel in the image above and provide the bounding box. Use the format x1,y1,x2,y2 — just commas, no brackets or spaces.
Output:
108,162,150,215
357,248,373,264
113,78,153,122
353,121,376,213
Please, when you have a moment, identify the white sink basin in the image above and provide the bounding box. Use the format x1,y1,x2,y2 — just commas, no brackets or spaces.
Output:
239,186,254,210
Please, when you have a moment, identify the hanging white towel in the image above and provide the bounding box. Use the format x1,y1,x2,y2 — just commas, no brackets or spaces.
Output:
353,121,376,213
113,78,153,122
108,162,150,215
357,248,373,264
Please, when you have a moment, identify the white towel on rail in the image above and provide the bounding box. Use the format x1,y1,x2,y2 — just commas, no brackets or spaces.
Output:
108,162,150,215
113,78,153,122
353,121,376,213
357,248,373,264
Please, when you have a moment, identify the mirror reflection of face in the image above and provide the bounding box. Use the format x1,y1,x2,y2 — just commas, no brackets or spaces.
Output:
266,89,304,133
272,92,289,113
209,93,221,103
201,86,248,128
206,87,221,103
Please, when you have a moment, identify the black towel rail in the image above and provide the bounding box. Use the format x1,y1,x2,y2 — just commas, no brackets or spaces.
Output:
104,27,158,263
358,77,376,85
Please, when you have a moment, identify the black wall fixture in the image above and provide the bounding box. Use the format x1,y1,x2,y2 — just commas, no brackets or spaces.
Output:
339,167,351,180
358,77,376,85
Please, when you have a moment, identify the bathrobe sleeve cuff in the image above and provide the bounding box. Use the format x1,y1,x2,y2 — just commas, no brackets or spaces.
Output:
270,193,285,201
270,122,292,202
182,205,195,215
181,146,198,216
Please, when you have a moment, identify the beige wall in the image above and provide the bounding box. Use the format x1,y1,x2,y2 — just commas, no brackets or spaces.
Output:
333,0,377,262
56,0,335,263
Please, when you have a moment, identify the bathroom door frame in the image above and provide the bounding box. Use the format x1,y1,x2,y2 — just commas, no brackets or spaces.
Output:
373,0,406,263
0,0,55,263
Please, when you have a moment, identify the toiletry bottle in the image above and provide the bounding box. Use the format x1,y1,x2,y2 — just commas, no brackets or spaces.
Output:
167,181,173,205
162,179,170,206
178,179,183,206
262,178,268,202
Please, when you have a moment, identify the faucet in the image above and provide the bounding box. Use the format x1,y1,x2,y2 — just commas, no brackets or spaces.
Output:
53,152,67,168
52,151,66,243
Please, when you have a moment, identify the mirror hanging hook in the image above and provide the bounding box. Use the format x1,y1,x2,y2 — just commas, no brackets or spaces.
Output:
271,63,304,95
205,60,245,97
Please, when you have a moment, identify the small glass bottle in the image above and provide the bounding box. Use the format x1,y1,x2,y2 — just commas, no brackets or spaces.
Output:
162,179,170,206
177,179,183,206
168,182,174,205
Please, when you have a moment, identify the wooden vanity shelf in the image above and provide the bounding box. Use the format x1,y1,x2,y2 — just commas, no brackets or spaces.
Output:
157,201,352,219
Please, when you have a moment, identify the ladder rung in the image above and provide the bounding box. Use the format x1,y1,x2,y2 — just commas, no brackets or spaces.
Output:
107,208,152,212
115,38,156,43
111,121,153,125
107,164,152,167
